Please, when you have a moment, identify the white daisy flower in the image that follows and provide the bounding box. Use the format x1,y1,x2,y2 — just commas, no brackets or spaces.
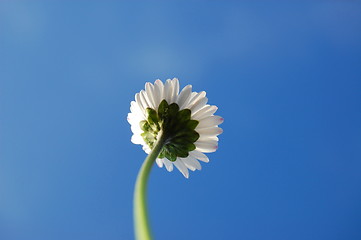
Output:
127,78,223,178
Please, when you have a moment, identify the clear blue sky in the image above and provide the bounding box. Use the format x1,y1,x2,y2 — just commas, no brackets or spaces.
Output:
1,2,360,240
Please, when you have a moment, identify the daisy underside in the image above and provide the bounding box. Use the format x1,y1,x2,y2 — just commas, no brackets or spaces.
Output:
128,78,223,178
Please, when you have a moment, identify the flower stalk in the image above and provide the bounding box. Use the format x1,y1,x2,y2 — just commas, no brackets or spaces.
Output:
134,131,166,240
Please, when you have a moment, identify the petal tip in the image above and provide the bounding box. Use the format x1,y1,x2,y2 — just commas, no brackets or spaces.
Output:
155,79,163,85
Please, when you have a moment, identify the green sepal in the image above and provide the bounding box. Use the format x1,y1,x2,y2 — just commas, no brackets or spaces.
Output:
158,149,166,159
146,108,158,125
141,132,156,149
176,109,191,123
164,146,177,161
157,100,169,120
186,120,199,130
140,100,200,160
187,143,196,152
146,108,160,132
168,103,180,117
170,144,189,158
173,130,199,142
139,120,150,132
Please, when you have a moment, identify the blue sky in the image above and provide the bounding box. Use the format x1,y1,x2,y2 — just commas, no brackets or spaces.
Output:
1,2,360,240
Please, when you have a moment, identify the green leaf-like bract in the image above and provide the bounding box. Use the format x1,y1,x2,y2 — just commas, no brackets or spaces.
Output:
139,100,200,162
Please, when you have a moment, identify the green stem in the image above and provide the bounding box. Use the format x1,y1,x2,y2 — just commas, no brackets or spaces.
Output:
134,131,165,240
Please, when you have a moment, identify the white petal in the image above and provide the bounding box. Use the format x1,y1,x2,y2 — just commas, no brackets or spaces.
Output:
128,114,143,127
195,141,218,153
145,82,156,109
156,158,163,168
127,113,133,124
190,97,208,113
130,101,137,112
131,134,144,145
176,85,192,110
130,124,142,135
196,115,224,129
181,157,202,171
171,78,180,103
198,135,219,142
164,79,173,104
154,79,164,109
197,127,223,137
130,101,144,119
174,159,189,178
163,159,174,172
142,145,151,154
189,150,209,163
192,105,218,120
187,92,197,106
185,91,206,109
186,91,206,110
135,93,146,114
140,90,152,109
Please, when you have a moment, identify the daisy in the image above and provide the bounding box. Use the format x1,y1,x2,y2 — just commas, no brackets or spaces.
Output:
128,78,223,178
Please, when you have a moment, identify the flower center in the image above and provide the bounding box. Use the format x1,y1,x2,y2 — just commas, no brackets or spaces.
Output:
139,100,199,162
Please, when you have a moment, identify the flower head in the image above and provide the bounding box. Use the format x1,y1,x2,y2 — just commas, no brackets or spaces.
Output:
128,78,223,178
